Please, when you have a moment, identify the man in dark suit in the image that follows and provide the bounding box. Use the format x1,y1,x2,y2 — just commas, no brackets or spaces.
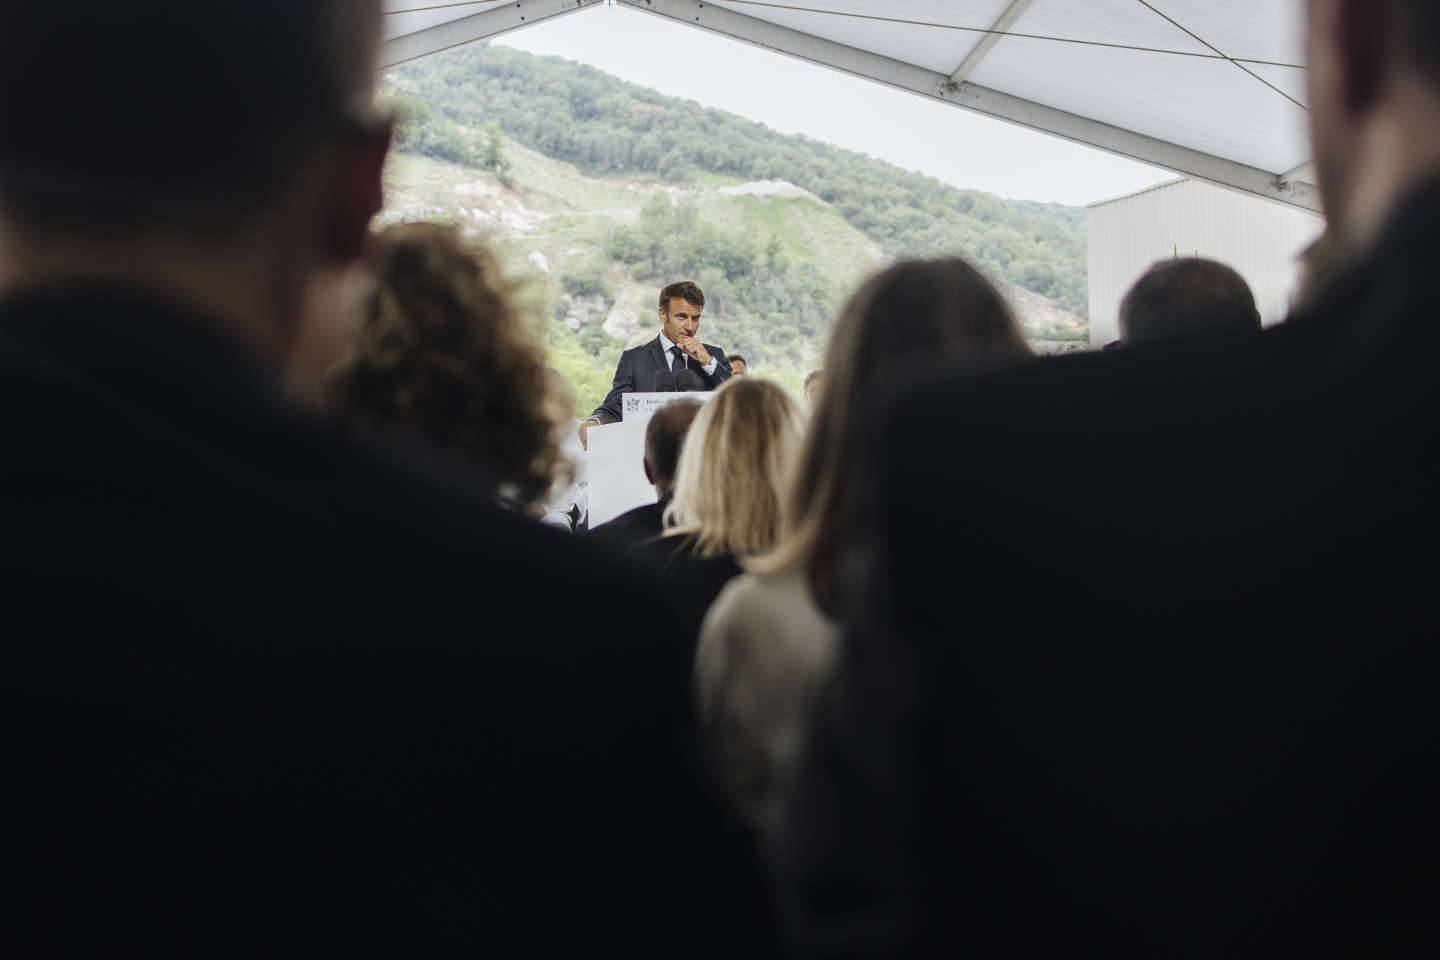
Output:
0,3,770,954
590,396,703,549
578,280,733,448
780,1,1440,955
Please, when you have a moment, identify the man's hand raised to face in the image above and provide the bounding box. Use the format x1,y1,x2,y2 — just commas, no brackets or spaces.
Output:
676,335,712,366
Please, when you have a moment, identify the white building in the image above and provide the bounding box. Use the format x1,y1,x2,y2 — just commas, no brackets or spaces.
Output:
1087,179,1326,347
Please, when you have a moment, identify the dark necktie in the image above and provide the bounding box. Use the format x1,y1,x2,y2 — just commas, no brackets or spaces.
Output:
670,345,687,374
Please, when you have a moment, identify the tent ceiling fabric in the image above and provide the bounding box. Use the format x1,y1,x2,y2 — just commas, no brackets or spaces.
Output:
379,0,1319,212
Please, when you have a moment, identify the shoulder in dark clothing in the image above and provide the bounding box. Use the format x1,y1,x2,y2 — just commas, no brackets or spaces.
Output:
1,290,775,956
639,532,743,650
589,498,668,552
780,181,1440,957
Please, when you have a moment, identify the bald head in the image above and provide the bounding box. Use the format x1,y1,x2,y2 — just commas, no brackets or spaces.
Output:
1119,259,1261,346
644,399,703,496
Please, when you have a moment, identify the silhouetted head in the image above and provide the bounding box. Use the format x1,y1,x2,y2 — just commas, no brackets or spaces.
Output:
757,256,1032,617
1118,258,1261,345
323,223,567,508
644,398,704,496
0,1,386,241
0,2,392,368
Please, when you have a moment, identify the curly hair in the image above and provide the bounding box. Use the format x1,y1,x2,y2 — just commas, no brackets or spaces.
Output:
323,223,568,507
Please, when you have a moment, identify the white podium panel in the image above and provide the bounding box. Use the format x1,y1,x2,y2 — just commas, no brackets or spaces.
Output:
586,419,653,529
588,392,715,529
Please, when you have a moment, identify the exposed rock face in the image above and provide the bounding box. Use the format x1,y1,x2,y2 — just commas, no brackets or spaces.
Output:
377,172,547,238
559,292,610,333
716,180,822,202
605,283,655,344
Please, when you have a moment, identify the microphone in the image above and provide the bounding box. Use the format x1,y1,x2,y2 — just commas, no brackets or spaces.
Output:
653,370,676,392
674,342,703,391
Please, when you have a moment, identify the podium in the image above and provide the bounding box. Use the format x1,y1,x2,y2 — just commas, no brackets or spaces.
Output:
586,392,714,528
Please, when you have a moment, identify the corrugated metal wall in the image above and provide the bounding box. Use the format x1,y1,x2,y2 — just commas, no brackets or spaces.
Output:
1087,179,1326,346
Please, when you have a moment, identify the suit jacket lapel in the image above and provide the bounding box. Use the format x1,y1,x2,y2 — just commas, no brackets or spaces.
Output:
650,336,667,375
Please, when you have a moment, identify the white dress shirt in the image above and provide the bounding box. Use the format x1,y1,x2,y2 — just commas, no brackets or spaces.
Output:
659,330,719,377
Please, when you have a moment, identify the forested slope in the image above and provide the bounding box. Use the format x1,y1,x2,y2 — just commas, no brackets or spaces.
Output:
386,44,1087,315
380,44,1089,414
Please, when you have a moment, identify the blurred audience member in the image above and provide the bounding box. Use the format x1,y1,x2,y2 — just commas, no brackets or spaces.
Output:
659,378,805,628
591,397,703,549
289,262,374,404
697,258,1031,829
0,3,755,954
1291,229,1349,314
1118,257,1262,345
538,368,588,532
803,368,824,406
324,223,569,513
730,354,749,376
780,1,1440,954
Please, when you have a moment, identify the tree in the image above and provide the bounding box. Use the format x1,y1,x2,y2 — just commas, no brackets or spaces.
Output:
657,148,689,183
481,122,513,184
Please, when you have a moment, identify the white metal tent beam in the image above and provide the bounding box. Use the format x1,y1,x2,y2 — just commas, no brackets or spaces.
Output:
1280,160,1314,185
381,0,602,69
616,0,1319,212
948,0,1035,86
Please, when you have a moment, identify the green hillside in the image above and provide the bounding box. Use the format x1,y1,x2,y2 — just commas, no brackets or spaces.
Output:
386,44,1087,313
381,144,881,411
379,44,1089,416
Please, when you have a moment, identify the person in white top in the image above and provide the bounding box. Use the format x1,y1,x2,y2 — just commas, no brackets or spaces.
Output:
696,257,1034,831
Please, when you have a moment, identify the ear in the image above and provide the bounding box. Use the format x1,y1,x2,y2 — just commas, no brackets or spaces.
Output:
321,118,395,265
657,306,667,325
643,457,655,485
1335,0,1390,113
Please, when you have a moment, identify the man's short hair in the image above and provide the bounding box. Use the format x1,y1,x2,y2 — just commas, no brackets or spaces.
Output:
0,1,381,233
1118,258,1261,345
645,398,703,494
803,369,823,396
659,281,705,312
729,354,747,370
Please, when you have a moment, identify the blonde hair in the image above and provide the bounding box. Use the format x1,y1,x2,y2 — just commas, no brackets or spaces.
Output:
752,257,1032,618
664,378,806,558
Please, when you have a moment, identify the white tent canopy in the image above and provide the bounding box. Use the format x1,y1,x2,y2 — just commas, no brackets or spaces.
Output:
380,0,1318,212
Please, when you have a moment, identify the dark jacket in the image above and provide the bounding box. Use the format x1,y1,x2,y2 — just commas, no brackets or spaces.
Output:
590,335,732,424
0,289,772,955
780,181,1440,957
590,496,670,551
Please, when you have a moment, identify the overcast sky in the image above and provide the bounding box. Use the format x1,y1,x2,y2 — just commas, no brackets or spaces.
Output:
495,4,1172,207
